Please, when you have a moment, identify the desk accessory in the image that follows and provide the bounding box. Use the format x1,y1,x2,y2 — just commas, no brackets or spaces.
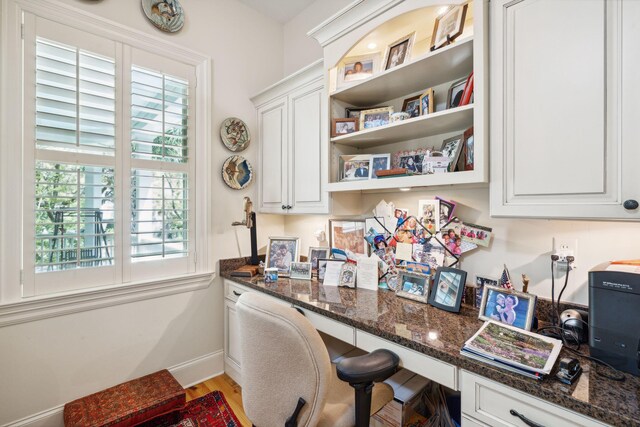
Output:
264,268,278,283
338,262,357,288
231,197,259,265
556,357,582,385
230,265,258,278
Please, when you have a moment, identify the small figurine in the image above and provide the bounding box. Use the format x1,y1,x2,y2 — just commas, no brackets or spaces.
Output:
521,274,530,293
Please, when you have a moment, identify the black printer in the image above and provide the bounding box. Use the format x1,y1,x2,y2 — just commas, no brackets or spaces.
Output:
589,262,640,376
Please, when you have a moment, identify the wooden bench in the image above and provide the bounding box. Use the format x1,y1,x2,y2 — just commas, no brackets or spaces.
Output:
63,370,186,427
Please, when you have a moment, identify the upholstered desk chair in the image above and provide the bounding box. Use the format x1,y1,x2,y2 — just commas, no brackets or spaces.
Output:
236,292,399,427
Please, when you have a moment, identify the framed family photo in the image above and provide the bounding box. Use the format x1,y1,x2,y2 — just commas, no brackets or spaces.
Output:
370,153,391,179
265,237,300,277
474,275,499,308
419,88,434,115
428,267,467,312
337,53,380,88
329,219,367,256
308,247,330,271
331,118,358,137
360,107,394,129
346,106,386,120
447,77,467,109
396,270,430,303
383,32,415,70
402,95,421,118
290,262,312,280
440,134,464,172
431,4,468,51
340,154,371,181
479,285,537,330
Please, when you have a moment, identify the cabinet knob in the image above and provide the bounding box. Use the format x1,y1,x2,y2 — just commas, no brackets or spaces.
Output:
510,409,545,427
281,204,287,210
287,205,292,210
623,199,639,210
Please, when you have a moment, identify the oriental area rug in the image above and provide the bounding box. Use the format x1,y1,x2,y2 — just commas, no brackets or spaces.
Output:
144,391,241,427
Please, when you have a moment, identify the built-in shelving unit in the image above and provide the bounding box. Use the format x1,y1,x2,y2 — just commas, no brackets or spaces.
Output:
323,1,487,194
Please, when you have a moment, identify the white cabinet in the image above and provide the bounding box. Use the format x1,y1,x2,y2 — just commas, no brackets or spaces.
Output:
252,60,329,214
490,0,640,219
460,371,608,427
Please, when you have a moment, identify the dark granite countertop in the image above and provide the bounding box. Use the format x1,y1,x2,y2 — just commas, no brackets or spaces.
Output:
220,258,639,427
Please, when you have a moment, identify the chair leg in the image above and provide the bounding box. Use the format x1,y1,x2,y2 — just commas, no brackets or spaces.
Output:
351,381,374,427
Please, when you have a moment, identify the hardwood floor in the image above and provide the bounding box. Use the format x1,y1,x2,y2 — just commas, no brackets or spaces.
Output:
186,373,252,427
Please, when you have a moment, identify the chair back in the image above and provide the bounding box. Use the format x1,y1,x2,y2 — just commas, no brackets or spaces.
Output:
236,292,332,427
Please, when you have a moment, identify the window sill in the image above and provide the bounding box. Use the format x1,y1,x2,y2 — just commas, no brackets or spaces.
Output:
0,272,215,328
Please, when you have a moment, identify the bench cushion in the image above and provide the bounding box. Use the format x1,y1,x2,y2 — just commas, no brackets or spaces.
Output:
63,369,186,427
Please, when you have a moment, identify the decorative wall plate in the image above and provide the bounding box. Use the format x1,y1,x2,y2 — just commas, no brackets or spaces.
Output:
220,117,250,152
141,0,185,33
222,155,253,190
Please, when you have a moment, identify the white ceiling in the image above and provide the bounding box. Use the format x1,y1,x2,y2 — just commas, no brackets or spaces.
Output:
237,0,316,23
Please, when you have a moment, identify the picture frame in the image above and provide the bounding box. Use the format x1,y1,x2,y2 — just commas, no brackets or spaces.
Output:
340,154,372,181
345,106,387,120
329,219,367,256
383,32,416,70
401,95,421,118
479,285,537,331
338,262,357,288
396,270,431,303
430,4,468,51
290,262,312,280
359,106,394,130
419,88,435,115
331,118,358,137
317,259,329,281
265,237,300,277
428,267,467,313
370,153,391,179
440,134,464,172
337,53,381,88
446,77,467,109
308,247,330,271
463,126,474,171
474,275,499,309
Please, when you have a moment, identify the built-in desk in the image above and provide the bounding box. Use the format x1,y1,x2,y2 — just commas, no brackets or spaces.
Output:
220,261,639,427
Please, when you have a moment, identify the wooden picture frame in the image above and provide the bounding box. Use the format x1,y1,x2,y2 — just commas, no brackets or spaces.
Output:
446,77,468,109
383,32,416,70
440,134,464,172
345,106,387,120
431,4,468,51
359,106,394,130
419,88,435,115
337,53,381,88
428,267,467,313
401,95,421,118
265,236,300,277
396,270,431,303
331,118,358,137
479,285,537,331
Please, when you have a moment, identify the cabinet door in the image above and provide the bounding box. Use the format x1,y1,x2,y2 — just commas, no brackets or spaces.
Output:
490,0,639,219
257,97,288,213
224,299,242,373
287,79,329,214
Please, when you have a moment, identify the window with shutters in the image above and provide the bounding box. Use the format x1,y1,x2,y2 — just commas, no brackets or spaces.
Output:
10,12,210,298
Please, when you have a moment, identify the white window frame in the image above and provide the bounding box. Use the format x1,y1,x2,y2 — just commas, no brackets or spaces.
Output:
0,0,213,324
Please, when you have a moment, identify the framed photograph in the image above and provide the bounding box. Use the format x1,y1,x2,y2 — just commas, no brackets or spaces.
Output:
290,262,312,280
396,270,430,303
360,106,394,130
265,237,300,277
440,134,464,172
370,153,391,179
428,267,467,312
419,88,435,115
436,197,456,225
337,53,380,88
418,199,440,234
317,259,329,281
431,4,468,51
479,285,537,331
340,154,372,181
392,149,427,172
463,126,474,171
308,247,330,271
447,77,467,109
474,275,499,309
331,118,358,137
402,95,421,118
346,106,386,120
329,219,367,256
338,262,357,288
383,32,416,70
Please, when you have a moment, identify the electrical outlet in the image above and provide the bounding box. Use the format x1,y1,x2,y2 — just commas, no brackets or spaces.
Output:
552,238,578,270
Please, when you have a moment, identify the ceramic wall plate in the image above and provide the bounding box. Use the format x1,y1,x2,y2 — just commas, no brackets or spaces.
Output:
222,155,253,190
141,0,185,33
220,117,250,152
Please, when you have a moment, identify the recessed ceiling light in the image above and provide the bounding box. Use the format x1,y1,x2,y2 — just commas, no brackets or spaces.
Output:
399,187,412,192
367,42,377,50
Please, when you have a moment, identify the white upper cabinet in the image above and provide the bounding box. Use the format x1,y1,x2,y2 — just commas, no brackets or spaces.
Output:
490,0,640,219
252,60,329,214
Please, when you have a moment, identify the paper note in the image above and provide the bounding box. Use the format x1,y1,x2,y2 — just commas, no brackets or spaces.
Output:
395,242,413,261
357,257,379,290
323,260,345,286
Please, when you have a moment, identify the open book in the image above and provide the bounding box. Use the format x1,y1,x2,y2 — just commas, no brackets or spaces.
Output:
461,321,563,379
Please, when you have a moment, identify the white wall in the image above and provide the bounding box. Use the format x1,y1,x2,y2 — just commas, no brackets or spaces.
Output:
283,0,350,75
284,189,640,306
0,0,285,424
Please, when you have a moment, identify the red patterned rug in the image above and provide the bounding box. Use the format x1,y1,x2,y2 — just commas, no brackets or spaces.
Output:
142,391,242,427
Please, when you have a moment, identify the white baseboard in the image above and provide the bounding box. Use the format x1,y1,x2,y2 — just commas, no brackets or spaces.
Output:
2,351,225,427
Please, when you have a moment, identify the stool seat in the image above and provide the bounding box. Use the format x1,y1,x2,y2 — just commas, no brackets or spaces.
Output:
63,369,185,427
